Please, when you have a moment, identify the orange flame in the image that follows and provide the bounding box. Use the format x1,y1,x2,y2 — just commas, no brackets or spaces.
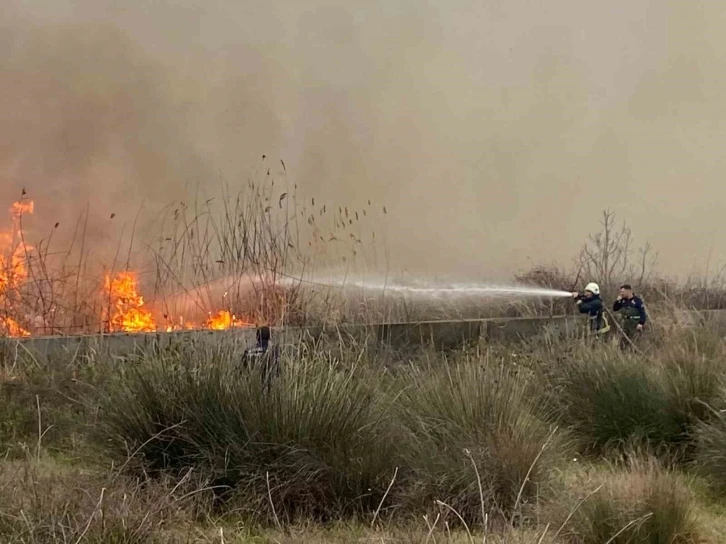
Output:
0,200,33,337
11,201,35,217
1,197,269,337
206,310,254,330
206,310,233,330
1,200,34,292
104,272,157,333
2,317,31,337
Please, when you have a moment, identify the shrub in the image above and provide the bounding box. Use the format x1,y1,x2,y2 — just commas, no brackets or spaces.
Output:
560,458,700,544
396,360,566,526
97,345,399,524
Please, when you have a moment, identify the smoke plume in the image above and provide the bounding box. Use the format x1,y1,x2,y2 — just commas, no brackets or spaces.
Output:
2,0,725,280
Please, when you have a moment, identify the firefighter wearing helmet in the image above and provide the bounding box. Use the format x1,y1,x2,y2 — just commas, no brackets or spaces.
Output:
571,282,610,336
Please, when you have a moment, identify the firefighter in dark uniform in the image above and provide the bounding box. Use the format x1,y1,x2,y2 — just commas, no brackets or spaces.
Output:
612,284,647,349
571,282,610,337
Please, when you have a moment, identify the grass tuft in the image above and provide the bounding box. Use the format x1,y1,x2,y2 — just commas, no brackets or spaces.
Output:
396,360,567,526
559,457,701,544
98,346,399,524
543,343,726,461
693,399,726,497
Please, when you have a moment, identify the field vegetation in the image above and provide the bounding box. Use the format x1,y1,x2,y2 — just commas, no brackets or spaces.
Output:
3,321,726,542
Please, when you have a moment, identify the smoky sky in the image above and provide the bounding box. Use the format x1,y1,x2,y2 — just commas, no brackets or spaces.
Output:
2,0,726,280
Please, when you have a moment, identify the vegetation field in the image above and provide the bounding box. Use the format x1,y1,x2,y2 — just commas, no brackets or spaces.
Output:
3,319,726,543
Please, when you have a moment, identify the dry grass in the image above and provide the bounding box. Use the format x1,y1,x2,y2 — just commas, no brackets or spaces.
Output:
395,361,566,526
0,456,206,543
1,456,716,543
553,457,702,544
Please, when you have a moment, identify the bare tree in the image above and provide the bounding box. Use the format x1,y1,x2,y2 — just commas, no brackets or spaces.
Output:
577,210,657,293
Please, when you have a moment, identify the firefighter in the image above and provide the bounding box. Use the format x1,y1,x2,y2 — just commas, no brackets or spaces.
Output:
571,282,610,336
613,284,647,349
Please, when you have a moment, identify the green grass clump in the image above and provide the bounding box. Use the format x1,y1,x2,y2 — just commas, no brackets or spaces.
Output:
98,347,399,524
544,344,726,460
396,361,566,526
561,458,701,544
545,352,681,453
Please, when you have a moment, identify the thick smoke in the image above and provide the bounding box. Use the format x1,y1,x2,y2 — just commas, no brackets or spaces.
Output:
2,0,726,279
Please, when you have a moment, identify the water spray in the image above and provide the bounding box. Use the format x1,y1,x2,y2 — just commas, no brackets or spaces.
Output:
278,275,572,299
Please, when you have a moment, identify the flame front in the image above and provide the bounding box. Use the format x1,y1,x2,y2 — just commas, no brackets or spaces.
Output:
104,272,156,333
103,277,254,334
1,197,267,337
0,200,33,337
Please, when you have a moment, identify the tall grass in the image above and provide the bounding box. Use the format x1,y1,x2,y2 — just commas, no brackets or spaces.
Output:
545,351,682,453
396,361,565,526
540,336,726,460
98,345,399,523
4,329,726,540
0,457,205,544
0,348,113,458
694,403,726,496
148,163,385,328
95,345,573,528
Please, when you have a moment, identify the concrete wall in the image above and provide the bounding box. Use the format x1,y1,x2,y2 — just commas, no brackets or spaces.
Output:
3,309,724,359
3,328,258,360
1,315,580,357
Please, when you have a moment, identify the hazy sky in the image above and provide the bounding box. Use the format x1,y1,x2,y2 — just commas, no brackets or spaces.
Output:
2,0,726,280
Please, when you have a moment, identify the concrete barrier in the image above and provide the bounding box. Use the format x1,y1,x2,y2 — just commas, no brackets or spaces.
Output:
376,320,484,350
485,315,576,342
4,328,258,360
3,309,724,359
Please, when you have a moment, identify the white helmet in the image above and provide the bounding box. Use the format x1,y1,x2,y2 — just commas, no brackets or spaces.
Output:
584,282,600,295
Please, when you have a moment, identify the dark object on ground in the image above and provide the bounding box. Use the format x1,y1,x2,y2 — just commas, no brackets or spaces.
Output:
242,326,280,391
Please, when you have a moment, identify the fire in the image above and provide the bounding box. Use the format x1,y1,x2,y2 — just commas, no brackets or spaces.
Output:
101,276,255,334
1,197,268,337
1,200,33,291
207,310,233,330
165,319,196,332
0,199,33,337
206,310,253,330
11,201,35,217
1,317,30,337
104,272,157,333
